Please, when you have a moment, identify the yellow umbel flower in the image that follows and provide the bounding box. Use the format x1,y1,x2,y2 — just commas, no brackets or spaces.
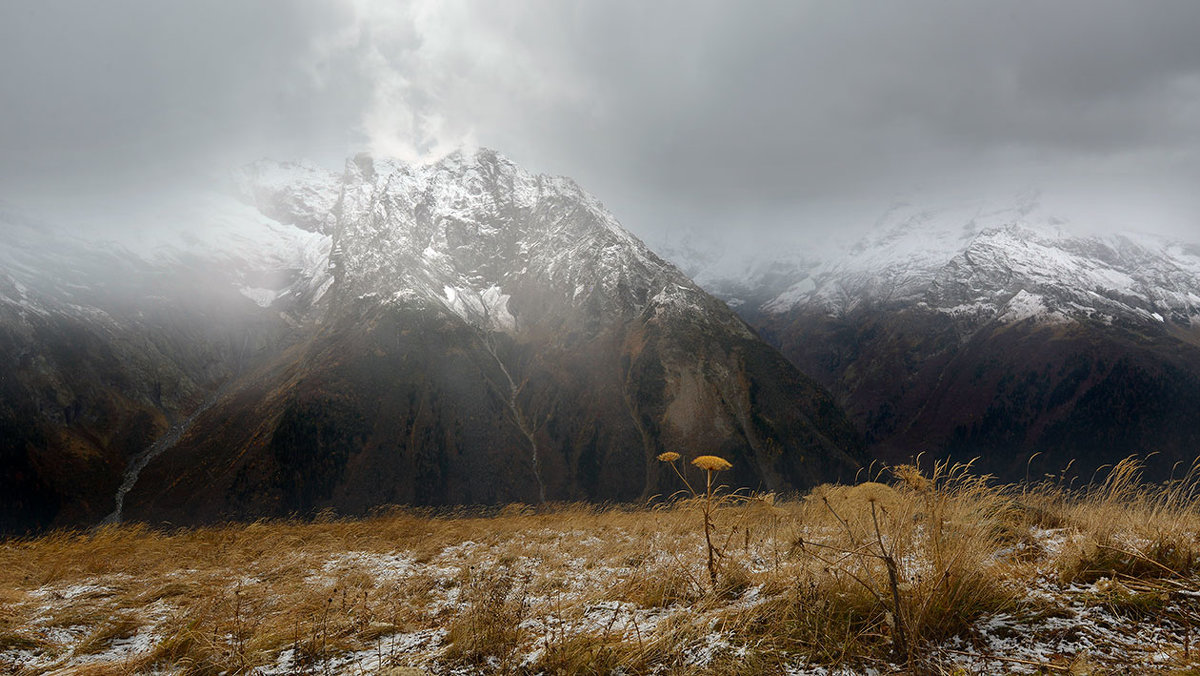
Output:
691,455,732,472
656,452,681,463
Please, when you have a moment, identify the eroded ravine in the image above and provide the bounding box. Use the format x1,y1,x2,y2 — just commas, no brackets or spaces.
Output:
482,334,547,503
103,384,231,524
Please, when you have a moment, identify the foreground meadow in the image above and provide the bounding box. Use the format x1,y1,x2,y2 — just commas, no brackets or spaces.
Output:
3,459,1200,675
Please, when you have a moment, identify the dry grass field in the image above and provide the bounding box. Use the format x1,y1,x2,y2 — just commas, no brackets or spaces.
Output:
4,458,1200,675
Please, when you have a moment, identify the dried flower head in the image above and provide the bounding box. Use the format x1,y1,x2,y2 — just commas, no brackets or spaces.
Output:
657,452,681,463
691,455,732,472
847,481,898,505
891,464,931,492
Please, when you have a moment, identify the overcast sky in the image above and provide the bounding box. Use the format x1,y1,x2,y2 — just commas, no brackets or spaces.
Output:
2,1,1199,245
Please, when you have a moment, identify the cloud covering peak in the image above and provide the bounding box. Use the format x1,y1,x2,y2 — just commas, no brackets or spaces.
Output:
2,1,1198,241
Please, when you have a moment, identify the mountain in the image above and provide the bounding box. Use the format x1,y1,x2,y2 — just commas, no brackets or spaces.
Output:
0,196,331,533
669,194,1200,480
0,150,864,533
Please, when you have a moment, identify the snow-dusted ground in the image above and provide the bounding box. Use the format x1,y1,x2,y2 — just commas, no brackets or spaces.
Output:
2,518,1197,675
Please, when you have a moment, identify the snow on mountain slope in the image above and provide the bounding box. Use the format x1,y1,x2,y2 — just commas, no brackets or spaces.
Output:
114,149,863,525
705,195,1200,482
243,148,747,337
0,195,333,320
234,159,342,235
927,223,1200,326
3,147,742,339
678,193,1200,328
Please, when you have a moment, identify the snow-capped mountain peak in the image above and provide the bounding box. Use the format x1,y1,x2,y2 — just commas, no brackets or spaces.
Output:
684,194,1200,329
238,148,731,335
925,223,1200,326
0,149,868,533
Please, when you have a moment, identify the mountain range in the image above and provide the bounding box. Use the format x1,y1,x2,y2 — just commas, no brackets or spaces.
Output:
664,194,1200,480
7,152,1198,535
0,150,864,533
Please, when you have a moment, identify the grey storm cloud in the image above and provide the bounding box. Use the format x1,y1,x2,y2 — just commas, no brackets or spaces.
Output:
2,1,1199,239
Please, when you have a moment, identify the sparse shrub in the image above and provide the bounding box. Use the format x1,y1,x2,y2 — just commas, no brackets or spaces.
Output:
1085,577,1168,619
796,461,1019,665
1054,457,1200,585
0,629,43,652
444,564,533,667
497,502,534,518
899,462,1019,645
715,558,754,599
531,632,637,674
736,571,884,667
74,613,144,656
145,614,225,675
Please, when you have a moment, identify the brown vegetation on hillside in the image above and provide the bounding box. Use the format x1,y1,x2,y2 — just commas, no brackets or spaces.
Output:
2,458,1200,674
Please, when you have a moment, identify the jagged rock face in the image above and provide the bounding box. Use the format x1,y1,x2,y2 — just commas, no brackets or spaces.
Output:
679,197,1200,480
0,150,864,531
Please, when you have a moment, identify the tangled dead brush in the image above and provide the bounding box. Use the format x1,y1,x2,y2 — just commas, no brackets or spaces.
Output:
791,460,1021,667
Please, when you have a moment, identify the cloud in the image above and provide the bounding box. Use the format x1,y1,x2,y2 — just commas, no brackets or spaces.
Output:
2,1,1198,240
302,0,597,163
0,2,360,201
313,1,1200,237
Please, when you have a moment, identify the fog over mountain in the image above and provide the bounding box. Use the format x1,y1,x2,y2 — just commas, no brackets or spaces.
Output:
0,149,866,532
3,1,1199,246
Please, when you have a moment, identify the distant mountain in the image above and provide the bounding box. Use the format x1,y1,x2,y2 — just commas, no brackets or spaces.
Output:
0,150,864,533
667,194,1200,480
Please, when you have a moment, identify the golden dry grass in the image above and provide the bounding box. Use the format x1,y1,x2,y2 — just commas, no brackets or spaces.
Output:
1,459,1199,674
